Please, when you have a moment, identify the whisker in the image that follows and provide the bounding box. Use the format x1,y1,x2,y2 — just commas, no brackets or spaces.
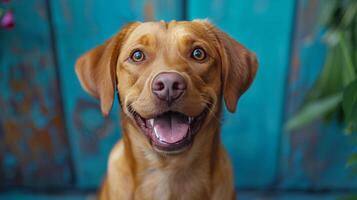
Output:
200,95,222,125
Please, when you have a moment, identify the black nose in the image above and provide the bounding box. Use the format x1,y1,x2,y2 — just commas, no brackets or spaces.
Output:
152,72,187,105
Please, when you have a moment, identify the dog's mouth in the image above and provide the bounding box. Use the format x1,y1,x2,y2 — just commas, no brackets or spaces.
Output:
131,109,208,154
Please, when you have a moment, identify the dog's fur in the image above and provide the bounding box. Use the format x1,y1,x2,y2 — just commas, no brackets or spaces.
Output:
75,20,258,200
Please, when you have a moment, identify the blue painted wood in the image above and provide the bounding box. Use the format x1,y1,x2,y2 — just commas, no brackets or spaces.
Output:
0,193,92,200
239,191,343,200
189,0,296,187
2,0,356,195
281,0,357,189
0,191,346,200
49,0,184,188
0,0,72,187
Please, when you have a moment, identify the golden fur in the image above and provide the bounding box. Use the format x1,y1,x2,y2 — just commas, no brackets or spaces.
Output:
75,20,258,200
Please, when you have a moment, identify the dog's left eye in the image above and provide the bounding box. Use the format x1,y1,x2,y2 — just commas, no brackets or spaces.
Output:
191,48,206,61
130,50,145,62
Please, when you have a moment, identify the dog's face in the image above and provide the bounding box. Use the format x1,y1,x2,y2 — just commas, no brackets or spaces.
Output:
76,20,258,155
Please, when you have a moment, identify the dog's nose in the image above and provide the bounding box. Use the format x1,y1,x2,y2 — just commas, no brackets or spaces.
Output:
152,72,187,105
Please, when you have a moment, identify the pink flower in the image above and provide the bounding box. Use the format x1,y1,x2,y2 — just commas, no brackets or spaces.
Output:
1,10,14,28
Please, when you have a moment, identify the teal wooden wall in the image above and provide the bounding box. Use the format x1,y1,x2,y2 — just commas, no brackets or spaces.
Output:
1,0,356,199
189,0,296,188
48,0,184,188
0,0,72,188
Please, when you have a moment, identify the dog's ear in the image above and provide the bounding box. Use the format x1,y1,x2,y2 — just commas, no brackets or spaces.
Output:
217,30,258,113
75,23,138,116
196,20,258,113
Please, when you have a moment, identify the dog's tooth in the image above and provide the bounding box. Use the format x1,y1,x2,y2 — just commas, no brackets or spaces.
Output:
149,119,154,127
189,117,193,124
154,127,160,139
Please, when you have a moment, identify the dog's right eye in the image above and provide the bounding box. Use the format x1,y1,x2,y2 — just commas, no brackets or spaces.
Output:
191,47,206,61
130,50,145,62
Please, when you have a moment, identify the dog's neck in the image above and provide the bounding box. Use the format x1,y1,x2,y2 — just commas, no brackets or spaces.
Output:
120,114,222,199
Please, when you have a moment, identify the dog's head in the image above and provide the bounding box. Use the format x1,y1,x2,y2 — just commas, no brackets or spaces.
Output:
76,20,258,155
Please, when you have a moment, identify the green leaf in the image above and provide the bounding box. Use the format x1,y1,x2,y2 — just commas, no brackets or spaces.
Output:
343,79,357,120
319,0,339,26
286,93,343,131
339,32,356,86
343,79,357,133
338,195,357,200
347,153,357,168
341,2,357,28
306,46,344,102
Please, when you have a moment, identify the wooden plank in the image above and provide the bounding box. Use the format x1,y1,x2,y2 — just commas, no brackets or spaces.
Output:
0,191,346,200
239,191,343,200
0,0,72,187
281,0,357,189
49,0,184,188
189,0,296,187
0,193,93,200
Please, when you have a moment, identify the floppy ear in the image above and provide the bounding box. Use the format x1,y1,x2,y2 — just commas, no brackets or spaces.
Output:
75,23,138,116
203,22,258,113
218,30,258,113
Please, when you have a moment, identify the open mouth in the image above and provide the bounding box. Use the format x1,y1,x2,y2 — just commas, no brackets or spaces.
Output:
131,109,208,154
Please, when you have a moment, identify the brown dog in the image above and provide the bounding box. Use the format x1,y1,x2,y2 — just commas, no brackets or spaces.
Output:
75,20,258,200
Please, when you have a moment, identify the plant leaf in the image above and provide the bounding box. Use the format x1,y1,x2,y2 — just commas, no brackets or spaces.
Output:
306,45,344,102
341,2,357,28
343,79,357,133
338,195,357,200
286,93,343,131
339,32,356,86
347,152,357,168
319,0,339,26
343,79,357,120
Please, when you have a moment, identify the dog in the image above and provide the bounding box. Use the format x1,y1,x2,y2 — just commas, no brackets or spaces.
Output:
75,20,258,200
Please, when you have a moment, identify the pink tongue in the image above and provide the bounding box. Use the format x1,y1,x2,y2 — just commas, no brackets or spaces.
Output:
153,112,189,144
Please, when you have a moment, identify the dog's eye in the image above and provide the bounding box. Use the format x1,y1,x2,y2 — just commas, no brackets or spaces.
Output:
130,50,145,62
191,48,206,61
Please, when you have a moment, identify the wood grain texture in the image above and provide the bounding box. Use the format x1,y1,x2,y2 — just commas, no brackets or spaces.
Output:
49,0,184,188
0,0,72,187
239,191,343,200
0,193,93,200
281,0,357,189
0,191,345,200
2,0,356,196
189,0,296,188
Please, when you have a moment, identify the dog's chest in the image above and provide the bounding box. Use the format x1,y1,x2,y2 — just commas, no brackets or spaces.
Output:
135,167,209,200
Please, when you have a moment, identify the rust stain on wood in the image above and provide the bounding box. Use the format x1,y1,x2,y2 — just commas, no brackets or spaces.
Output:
144,1,155,21
0,0,72,187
